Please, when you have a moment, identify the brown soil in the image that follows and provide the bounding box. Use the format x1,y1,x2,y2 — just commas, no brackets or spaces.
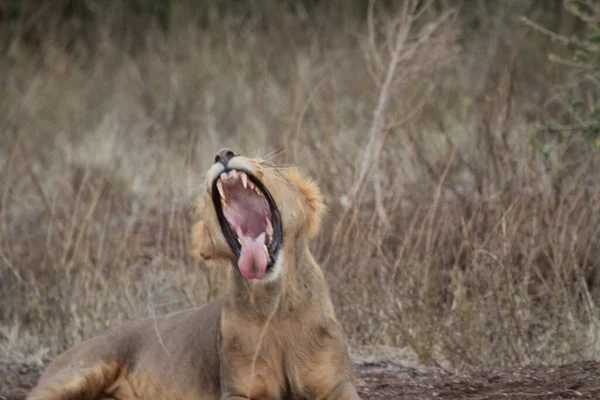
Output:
1,359,599,400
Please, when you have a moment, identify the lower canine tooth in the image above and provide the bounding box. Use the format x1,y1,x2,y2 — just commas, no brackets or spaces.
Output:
217,180,225,199
263,244,269,257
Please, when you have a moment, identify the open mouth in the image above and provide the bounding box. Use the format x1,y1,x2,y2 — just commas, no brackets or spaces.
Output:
211,169,282,280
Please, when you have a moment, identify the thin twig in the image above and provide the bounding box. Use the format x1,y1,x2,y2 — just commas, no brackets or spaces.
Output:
345,0,412,208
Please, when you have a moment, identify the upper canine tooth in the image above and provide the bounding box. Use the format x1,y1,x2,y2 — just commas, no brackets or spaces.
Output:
241,173,248,188
217,180,225,199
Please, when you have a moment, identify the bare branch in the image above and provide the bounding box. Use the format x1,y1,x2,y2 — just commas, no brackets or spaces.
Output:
345,0,413,208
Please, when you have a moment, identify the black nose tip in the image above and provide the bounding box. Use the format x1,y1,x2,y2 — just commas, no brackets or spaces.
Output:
214,148,236,166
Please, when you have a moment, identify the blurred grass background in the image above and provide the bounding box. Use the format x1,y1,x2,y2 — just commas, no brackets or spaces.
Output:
1,0,599,370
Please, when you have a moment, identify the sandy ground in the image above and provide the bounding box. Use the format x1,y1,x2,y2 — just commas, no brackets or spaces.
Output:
2,358,599,400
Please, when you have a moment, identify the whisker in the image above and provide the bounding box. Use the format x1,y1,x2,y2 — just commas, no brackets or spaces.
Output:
261,147,286,162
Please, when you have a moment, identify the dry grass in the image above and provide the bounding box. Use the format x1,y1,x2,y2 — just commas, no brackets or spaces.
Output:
1,1,599,370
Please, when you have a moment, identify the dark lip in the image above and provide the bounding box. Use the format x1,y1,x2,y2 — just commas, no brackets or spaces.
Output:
211,167,282,271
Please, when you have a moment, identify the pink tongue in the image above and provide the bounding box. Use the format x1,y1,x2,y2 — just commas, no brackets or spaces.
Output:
237,231,268,280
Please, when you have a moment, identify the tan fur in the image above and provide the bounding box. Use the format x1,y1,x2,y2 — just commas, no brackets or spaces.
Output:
28,149,361,400
28,361,120,400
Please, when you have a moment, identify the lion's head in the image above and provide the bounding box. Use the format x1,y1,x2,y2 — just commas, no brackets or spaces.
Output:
192,148,325,282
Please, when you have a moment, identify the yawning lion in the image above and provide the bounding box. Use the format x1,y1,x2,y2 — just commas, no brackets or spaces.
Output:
27,148,361,400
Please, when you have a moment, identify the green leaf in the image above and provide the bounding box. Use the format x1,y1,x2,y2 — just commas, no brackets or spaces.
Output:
541,143,554,157
589,34,600,43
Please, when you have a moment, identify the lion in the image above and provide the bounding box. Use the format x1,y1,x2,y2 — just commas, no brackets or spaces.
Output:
27,148,362,400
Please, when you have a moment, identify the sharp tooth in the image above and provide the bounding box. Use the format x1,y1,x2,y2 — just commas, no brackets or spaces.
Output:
241,173,248,188
217,180,225,199
238,238,242,245
263,244,269,257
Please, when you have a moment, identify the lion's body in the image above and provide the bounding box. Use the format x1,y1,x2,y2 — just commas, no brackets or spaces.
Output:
28,150,361,400
30,300,224,400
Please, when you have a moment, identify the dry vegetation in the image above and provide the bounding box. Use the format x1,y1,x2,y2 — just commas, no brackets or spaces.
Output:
1,0,599,371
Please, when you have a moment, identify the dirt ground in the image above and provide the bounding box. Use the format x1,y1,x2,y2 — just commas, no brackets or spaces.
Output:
2,359,599,400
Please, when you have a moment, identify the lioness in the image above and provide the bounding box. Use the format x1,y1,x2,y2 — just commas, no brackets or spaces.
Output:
28,149,361,400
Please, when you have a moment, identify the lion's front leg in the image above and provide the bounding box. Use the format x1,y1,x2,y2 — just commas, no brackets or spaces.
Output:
219,360,282,400
220,391,279,400
324,381,362,400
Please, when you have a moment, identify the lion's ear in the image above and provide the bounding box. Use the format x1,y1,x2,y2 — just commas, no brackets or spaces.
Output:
287,168,326,239
191,200,217,261
191,219,210,260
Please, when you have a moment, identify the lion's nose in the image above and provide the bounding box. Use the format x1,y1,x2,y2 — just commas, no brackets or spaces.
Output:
214,148,236,166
